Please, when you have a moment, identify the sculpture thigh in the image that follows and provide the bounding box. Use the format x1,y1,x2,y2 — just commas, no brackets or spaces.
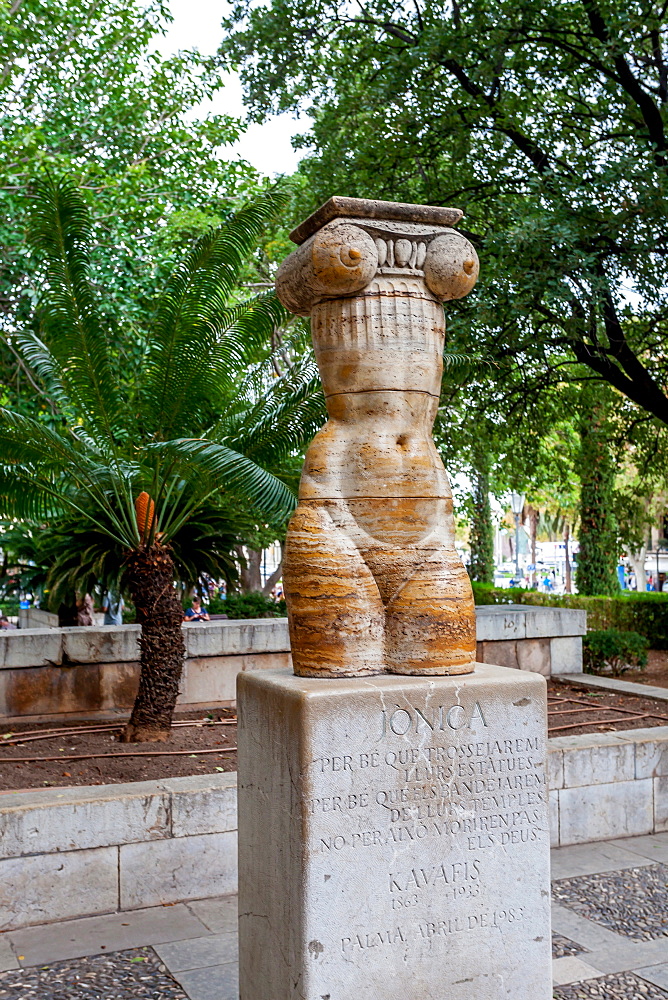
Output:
284,501,476,677
283,503,384,677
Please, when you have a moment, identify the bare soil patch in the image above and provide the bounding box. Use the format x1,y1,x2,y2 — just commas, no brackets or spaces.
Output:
0,708,237,792
2,678,667,791
622,648,668,688
548,678,668,736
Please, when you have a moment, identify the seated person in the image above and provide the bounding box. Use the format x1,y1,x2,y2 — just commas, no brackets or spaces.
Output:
184,596,210,622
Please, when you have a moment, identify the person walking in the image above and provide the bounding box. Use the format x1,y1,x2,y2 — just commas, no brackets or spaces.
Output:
102,590,124,626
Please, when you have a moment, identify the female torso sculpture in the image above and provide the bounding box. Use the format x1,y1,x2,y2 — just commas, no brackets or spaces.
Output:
276,198,479,677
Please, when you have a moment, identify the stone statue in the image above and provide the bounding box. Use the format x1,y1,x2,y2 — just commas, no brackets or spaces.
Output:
275,197,479,678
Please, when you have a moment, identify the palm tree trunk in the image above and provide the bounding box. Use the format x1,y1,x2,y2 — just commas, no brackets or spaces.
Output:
122,544,185,742
261,542,285,597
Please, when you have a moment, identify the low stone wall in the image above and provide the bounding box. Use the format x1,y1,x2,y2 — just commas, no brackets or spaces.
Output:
18,608,59,630
1,725,664,931
0,774,237,931
549,726,668,847
476,604,586,676
1,607,585,720
0,620,291,719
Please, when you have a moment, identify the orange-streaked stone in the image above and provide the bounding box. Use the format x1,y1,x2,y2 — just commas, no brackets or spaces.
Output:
276,199,479,678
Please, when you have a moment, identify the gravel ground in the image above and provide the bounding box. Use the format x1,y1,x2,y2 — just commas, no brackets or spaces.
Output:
553,972,668,998
552,932,587,958
552,864,668,941
0,948,187,999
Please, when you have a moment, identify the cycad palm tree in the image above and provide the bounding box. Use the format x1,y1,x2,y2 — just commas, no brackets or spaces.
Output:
0,176,322,740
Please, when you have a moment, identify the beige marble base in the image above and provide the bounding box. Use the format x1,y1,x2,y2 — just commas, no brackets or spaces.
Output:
237,664,552,999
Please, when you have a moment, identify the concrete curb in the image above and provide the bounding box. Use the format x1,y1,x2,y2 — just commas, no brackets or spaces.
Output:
559,672,668,703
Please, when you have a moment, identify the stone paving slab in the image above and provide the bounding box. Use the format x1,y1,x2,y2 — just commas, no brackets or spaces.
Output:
550,840,656,879
609,833,668,865
185,897,237,936
4,903,210,968
551,902,638,950
552,955,604,986
637,964,668,991
0,937,17,974
172,962,238,1000
154,934,238,973
583,938,668,976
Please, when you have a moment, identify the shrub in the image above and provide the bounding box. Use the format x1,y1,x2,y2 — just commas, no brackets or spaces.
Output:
207,592,287,618
471,584,668,649
583,629,649,677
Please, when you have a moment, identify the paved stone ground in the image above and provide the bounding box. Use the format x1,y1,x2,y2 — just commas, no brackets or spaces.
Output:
0,834,666,999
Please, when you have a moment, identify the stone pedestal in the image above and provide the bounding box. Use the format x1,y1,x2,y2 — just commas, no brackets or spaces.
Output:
238,664,552,999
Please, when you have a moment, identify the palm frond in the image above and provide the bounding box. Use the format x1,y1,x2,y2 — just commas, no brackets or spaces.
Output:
442,352,500,385
0,469,66,522
143,189,289,437
27,175,122,438
222,358,326,465
146,437,297,532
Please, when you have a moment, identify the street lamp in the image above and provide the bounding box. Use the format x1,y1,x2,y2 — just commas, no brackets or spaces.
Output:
510,491,525,582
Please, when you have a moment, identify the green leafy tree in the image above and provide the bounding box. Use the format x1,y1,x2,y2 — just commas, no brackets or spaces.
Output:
0,0,260,410
0,176,320,741
221,0,668,426
576,390,621,595
468,446,495,584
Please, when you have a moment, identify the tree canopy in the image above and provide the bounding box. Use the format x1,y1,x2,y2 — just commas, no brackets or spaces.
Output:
0,0,257,358
221,0,668,427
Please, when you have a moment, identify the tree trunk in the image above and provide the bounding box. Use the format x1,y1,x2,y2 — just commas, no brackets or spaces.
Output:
262,543,285,597
576,393,620,596
237,546,263,593
469,456,495,584
527,505,539,588
628,546,647,592
122,544,185,743
564,523,572,593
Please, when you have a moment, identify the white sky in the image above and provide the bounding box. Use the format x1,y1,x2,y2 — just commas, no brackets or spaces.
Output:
159,0,309,176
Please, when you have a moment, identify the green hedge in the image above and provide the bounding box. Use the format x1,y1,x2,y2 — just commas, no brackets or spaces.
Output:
472,584,668,649
206,592,287,619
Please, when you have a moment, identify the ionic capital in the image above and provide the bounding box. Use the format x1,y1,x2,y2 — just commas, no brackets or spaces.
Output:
275,196,479,316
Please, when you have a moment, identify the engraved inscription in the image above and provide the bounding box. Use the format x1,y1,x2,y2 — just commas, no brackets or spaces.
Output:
340,906,527,954
389,860,481,893
311,732,546,855
381,701,487,737
303,684,550,980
